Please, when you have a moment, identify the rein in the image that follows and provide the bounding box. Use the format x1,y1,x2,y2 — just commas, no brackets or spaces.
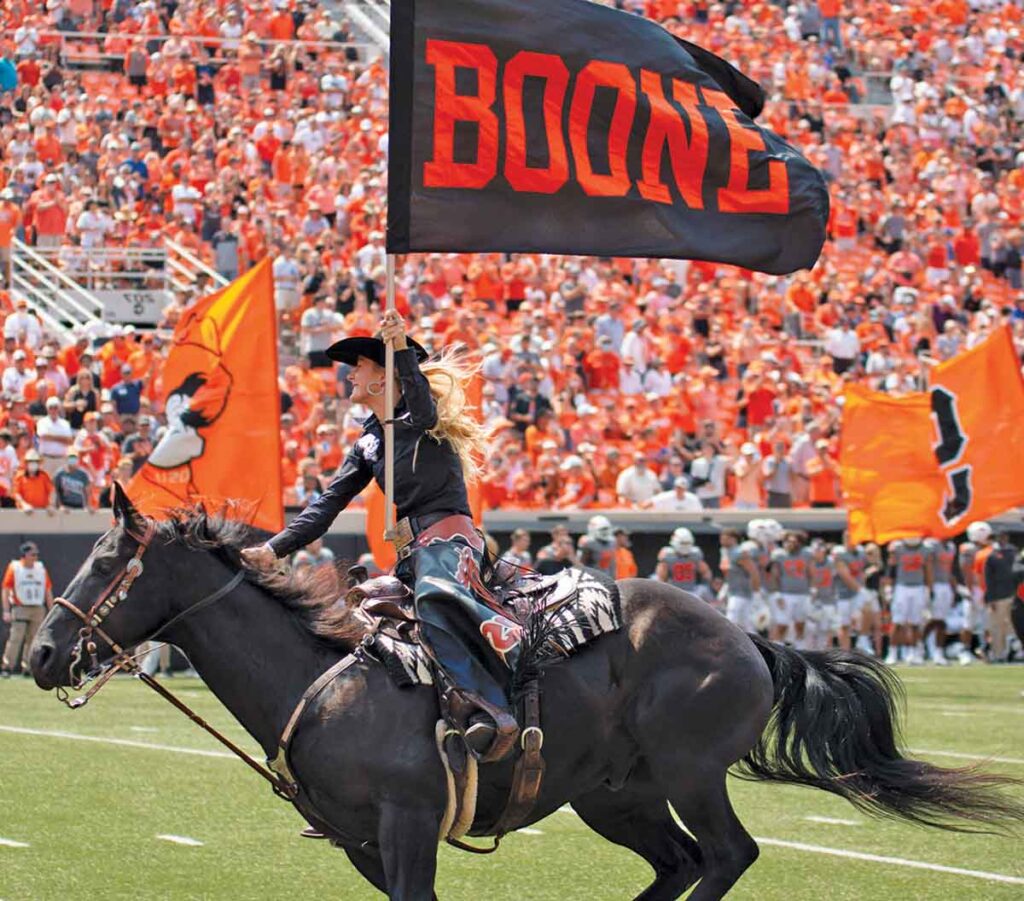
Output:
51,522,296,800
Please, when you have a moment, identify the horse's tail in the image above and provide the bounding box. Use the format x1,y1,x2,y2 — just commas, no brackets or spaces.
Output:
737,633,1024,832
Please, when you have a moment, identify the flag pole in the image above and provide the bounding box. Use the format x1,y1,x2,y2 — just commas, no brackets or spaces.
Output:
383,253,396,540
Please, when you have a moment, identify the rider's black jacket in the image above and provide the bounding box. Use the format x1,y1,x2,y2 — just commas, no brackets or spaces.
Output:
268,348,470,558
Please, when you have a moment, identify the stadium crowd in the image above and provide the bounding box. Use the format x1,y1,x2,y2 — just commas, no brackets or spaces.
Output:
0,0,1022,514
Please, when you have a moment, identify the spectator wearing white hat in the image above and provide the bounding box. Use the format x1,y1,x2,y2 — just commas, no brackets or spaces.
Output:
615,452,662,507
646,477,704,512
37,395,73,477
555,455,596,509
732,442,764,510
2,348,32,397
4,299,42,350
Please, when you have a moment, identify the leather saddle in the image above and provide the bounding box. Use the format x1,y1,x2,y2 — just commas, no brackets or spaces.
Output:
348,575,416,624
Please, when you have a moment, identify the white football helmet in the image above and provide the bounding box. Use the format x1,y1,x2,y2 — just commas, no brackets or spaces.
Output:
966,521,992,544
746,518,766,543
671,527,695,553
903,535,923,547
587,515,613,542
762,519,784,545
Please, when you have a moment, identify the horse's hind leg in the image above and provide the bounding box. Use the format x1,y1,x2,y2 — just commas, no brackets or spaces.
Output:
659,767,758,901
572,780,702,901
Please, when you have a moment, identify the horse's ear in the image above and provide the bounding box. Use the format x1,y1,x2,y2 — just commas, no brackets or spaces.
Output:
112,481,145,533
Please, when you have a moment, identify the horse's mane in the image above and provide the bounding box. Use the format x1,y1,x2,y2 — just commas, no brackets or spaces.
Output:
155,507,367,651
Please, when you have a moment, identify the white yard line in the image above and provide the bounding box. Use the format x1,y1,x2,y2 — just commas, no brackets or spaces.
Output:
558,803,1023,885
754,837,1024,886
0,838,30,848
803,815,861,826
0,725,237,759
518,828,544,836
908,747,1024,766
155,834,204,847
916,702,1024,716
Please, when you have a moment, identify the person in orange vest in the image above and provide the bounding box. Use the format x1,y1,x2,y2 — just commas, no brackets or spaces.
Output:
1,541,53,677
614,528,639,579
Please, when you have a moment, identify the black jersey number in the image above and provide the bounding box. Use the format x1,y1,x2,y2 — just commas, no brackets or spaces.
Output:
930,386,972,525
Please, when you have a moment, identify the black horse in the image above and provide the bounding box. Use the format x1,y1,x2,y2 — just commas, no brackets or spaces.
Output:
30,488,1024,900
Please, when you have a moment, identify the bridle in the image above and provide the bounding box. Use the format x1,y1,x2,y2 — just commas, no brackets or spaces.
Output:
49,518,294,799
53,520,156,702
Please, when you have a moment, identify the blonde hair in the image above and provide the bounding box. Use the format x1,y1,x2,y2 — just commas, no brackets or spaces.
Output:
415,346,489,484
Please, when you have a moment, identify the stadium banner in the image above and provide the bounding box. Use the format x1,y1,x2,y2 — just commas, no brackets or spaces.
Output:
387,0,829,274
840,326,1024,544
128,259,284,532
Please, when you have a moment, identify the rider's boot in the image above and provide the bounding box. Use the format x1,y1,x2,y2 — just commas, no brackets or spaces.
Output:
445,686,518,762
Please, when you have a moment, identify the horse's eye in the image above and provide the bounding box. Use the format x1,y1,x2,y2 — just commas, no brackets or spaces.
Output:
92,559,115,578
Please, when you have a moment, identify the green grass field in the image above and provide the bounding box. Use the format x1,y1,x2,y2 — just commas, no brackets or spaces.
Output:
0,666,1022,900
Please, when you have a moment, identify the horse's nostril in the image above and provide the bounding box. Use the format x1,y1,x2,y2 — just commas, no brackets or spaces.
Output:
30,640,55,682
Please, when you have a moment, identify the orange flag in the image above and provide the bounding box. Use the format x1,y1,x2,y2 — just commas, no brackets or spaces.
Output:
841,326,1024,543
365,482,397,572
128,259,284,532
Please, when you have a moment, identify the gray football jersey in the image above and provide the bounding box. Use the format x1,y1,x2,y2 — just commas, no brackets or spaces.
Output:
771,548,812,595
658,546,705,591
810,556,837,604
723,544,754,599
831,547,866,600
890,540,928,586
958,541,978,585
925,538,955,581
578,535,617,579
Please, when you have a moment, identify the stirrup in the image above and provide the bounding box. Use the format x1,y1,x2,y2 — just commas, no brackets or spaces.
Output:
465,717,497,756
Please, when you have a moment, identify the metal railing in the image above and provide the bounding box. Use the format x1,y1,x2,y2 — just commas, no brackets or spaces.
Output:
10,239,105,337
35,29,378,68
165,238,230,293
343,1,390,52
17,246,168,290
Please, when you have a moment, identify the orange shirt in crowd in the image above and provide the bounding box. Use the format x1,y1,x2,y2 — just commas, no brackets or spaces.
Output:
13,469,53,510
806,455,839,504
0,202,22,248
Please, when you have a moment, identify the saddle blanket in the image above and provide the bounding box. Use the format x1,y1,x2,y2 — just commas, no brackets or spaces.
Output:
370,568,621,688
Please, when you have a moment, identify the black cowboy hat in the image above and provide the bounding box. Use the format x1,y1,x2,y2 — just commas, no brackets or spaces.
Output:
325,335,429,367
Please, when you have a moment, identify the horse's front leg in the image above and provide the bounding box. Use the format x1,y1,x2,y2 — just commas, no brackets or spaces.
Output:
377,800,442,901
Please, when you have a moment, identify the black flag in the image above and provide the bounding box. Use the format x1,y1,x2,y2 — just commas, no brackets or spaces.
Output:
387,0,829,274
